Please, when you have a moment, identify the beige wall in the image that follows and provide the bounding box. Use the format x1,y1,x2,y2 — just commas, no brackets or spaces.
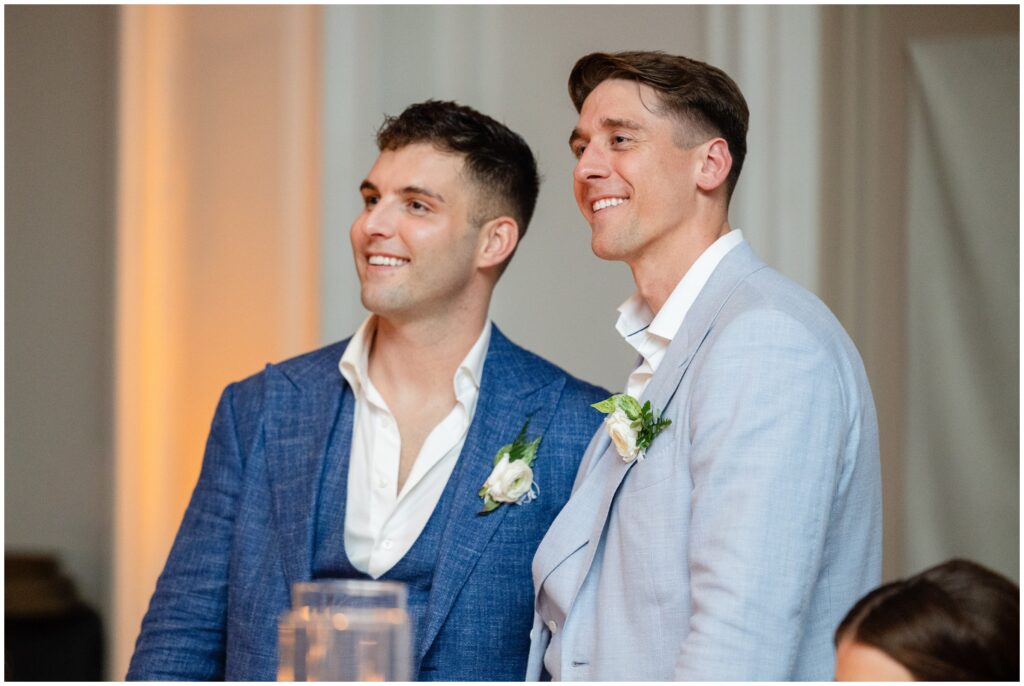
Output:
113,6,322,678
5,0,117,638
322,5,826,392
904,34,1018,580
819,4,1019,580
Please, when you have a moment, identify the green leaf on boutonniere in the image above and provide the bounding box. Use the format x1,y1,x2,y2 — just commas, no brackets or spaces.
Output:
591,393,643,420
504,417,542,467
479,494,501,513
492,443,513,466
477,418,543,515
592,392,671,461
635,400,672,453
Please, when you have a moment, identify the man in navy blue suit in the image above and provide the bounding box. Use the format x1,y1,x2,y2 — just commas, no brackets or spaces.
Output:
127,100,606,680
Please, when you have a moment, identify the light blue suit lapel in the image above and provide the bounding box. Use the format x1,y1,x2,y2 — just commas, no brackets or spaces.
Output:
571,430,611,492
417,326,565,663
571,355,639,490
533,332,697,593
535,242,767,604
532,437,617,595
264,346,352,590
636,241,768,453
553,351,697,601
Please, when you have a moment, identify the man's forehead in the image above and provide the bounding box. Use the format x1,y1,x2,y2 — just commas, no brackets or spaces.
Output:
375,141,463,166
366,144,465,187
588,78,663,107
574,81,666,132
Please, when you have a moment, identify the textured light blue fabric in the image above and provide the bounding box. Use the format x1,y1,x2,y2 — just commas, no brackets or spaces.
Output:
126,325,607,681
528,243,883,681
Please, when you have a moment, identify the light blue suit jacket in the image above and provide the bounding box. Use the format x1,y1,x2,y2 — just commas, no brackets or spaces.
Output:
127,326,606,680
528,242,882,680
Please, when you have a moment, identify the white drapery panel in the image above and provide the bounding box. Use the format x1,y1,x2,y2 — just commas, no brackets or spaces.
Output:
905,35,1019,581
321,6,824,392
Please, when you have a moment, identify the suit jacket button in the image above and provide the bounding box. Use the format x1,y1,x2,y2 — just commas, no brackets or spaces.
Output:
546,619,557,634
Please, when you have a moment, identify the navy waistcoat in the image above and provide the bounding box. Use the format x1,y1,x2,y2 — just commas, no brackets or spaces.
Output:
310,388,459,679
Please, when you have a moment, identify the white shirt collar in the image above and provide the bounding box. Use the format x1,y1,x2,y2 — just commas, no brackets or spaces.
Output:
616,229,745,368
339,315,491,406
339,316,491,579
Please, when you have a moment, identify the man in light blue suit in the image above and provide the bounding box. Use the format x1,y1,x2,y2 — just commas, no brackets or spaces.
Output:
528,52,882,680
127,101,606,680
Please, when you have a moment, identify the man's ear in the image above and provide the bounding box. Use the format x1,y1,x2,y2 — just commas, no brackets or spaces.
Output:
696,137,733,193
477,216,519,270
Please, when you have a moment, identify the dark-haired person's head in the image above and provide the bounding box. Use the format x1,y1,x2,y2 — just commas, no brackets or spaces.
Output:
568,51,748,201
834,558,1019,681
375,100,539,269
351,101,539,321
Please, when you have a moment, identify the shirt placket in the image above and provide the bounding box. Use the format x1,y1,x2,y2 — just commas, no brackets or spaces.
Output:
366,396,400,571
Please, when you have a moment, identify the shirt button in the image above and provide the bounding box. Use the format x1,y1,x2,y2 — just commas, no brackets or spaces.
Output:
546,619,557,633
378,417,388,429
377,478,388,489
380,539,393,550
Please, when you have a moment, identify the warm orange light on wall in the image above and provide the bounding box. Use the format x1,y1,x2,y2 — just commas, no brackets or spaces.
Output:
113,6,321,677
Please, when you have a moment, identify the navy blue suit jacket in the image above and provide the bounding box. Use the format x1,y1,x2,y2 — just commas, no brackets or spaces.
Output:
127,326,606,680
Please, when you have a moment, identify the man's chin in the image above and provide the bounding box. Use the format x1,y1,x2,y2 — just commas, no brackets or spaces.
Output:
590,236,628,262
360,292,405,318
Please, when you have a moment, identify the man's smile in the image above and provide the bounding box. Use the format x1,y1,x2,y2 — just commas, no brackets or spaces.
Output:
591,197,629,212
367,254,410,267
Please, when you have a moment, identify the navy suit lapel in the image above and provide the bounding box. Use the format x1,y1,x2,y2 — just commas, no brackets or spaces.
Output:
264,345,352,590
417,327,564,663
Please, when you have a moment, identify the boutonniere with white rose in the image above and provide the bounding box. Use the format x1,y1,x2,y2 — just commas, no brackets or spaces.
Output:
478,419,542,515
592,393,671,463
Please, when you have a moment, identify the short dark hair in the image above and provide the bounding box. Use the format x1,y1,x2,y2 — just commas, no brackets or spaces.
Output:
836,558,1019,681
568,51,749,200
376,100,540,268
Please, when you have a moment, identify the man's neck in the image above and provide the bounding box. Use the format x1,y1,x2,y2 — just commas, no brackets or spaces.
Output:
630,218,731,315
367,305,489,397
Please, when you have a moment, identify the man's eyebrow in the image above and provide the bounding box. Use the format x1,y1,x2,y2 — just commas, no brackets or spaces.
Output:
601,117,643,131
403,185,445,203
358,181,445,203
569,117,645,149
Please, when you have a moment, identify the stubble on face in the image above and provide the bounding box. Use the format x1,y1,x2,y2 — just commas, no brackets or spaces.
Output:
351,144,486,326
572,80,703,268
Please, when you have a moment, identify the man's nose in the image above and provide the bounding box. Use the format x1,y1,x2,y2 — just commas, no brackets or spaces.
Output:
360,201,397,238
573,144,610,184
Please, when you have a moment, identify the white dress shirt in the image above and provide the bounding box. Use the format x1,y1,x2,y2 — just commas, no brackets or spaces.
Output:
616,230,745,398
339,316,491,578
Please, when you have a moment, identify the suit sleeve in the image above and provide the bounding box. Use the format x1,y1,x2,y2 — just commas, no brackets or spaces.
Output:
674,309,845,680
126,383,248,680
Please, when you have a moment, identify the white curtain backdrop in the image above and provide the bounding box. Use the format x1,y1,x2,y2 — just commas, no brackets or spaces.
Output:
321,5,823,392
905,35,1019,581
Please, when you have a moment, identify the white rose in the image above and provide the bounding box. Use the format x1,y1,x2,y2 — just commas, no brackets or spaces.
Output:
605,408,640,461
484,453,535,503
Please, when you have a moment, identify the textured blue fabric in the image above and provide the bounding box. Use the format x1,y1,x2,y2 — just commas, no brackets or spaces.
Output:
310,404,462,674
126,325,607,681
